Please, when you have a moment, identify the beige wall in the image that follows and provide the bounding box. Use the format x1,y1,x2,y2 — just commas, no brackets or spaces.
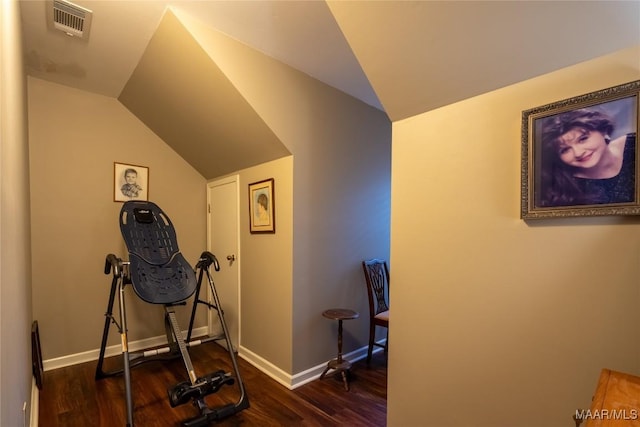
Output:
236,156,294,373
289,101,391,374
28,78,207,362
1,0,33,424
389,46,640,426
181,12,392,376
26,9,391,387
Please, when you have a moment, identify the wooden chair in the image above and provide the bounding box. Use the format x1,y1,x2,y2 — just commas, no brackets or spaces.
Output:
362,259,390,364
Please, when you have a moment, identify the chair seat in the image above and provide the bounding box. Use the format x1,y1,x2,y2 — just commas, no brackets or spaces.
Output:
374,310,389,322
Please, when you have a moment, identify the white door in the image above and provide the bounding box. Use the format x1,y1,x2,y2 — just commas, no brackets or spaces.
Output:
207,176,240,351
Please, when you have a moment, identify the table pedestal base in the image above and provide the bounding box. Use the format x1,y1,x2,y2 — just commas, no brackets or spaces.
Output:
320,308,359,391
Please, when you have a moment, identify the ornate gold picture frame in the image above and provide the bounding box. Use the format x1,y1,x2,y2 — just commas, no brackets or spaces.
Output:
521,80,640,219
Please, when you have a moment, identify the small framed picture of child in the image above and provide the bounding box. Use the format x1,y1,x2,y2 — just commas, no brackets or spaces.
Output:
114,162,149,202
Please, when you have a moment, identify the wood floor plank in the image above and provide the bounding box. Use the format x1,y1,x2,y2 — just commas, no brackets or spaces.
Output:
39,343,387,426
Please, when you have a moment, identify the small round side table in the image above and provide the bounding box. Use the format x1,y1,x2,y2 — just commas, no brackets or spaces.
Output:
320,308,359,391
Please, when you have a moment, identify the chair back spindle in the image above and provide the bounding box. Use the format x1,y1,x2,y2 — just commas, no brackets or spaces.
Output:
362,259,390,364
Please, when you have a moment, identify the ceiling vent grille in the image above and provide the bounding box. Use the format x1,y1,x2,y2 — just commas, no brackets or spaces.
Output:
48,0,93,39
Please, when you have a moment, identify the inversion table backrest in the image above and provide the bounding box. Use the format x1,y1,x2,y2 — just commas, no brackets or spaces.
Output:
120,201,197,304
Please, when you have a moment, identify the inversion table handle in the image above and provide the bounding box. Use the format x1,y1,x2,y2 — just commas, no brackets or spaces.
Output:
197,251,220,271
104,253,122,277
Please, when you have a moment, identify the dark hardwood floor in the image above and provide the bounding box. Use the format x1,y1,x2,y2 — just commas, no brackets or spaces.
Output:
39,343,387,426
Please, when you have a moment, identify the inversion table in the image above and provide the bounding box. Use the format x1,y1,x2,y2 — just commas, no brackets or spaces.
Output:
96,200,249,426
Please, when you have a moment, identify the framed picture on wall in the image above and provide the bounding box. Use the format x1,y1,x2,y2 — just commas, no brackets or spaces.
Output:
248,178,275,233
31,320,43,390
521,80,640,220
114,162,149,202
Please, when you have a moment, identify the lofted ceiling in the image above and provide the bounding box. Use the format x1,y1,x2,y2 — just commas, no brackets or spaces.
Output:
117,10,292,180
19,0,640,178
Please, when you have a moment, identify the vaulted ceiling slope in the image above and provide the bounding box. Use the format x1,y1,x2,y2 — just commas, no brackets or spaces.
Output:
328,1,640,121
119,10,291,180
22,1,640,121
166,0,383,112
21,1,640,173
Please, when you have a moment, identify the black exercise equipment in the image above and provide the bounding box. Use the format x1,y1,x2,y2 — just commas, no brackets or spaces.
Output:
96,201,248,427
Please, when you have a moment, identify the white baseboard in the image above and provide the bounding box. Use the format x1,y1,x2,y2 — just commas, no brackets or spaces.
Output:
239,340,385,390
30,377,38,427
42,326,208,371
237,346,294,389
43,331,385,393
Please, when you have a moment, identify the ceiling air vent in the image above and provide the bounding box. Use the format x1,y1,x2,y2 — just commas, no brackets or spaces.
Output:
47,0,93,40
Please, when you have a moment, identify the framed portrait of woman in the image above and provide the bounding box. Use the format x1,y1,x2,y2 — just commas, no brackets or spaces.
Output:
248,178,275,233
521,80,640,220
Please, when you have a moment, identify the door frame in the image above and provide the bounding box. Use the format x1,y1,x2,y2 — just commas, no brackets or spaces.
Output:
206,174,241,347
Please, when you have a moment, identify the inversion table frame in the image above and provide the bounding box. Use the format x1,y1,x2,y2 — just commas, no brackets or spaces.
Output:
95,201,249,427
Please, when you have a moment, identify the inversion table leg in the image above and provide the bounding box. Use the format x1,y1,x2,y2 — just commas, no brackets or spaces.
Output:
118,280,134,427
166,308,198,385
95,274,119,380
205,268,246,391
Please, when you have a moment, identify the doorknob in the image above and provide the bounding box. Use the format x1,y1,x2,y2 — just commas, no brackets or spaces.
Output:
226,254,236,262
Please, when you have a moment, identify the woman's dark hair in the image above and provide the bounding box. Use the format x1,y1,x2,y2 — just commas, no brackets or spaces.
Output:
257,193,268,209
541,109,614,150
538,109,615,206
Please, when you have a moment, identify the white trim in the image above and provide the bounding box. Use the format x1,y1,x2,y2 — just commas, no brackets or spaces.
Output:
43,326,208,371
43,333,385,392
238,346,293,389
30,377,38,427
238,341,385,390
